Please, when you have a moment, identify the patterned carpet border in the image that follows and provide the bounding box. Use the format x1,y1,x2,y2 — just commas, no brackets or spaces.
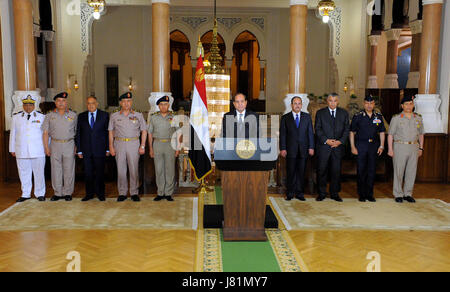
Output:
270,197,450,231
0,198,197,231
199,189,307,272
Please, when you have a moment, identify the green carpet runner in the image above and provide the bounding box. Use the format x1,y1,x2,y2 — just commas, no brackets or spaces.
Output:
214,187,282,272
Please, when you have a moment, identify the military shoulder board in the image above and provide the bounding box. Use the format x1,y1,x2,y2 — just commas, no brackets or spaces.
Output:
13,111,23,116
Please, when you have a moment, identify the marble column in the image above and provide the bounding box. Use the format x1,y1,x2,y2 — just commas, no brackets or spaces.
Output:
149,0,173,113
415,0,444,133
406,20,422,88
12,0,41,114
367,35,380,89
258,60,266,100
383,29,402,88
284,0,309,114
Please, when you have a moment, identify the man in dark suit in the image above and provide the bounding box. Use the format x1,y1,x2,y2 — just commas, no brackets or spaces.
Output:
280,97,315,201
76,96,110,201
222,93,259,139
315,93,350,202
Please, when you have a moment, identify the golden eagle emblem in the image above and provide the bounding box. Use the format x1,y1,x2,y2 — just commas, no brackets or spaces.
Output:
195,68,204,83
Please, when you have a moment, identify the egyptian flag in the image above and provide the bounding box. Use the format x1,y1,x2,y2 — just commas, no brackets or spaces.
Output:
188,56,212,181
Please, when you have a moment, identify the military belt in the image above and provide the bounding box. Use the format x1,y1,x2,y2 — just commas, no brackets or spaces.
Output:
116,137,139,142
52,138,74,143
154,138,170,143
394,141,418,145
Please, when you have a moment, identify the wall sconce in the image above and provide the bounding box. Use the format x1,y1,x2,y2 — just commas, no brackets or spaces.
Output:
68,74,79,91
318,0,336,24
128,77,133,91
343,76,354,94
88,0,106,20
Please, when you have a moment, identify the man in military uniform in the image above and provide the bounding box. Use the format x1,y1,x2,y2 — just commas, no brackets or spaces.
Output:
148,96,180,202
388,96,424,203
108,92,147,202
9,95,46,202
42,92,78,201
349,96,386,202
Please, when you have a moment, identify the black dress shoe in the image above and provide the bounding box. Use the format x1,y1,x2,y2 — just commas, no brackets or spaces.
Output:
331,195,343,202
131,195,141,202
64,196,72,202
316,195,326,202
50,196,61,201
98,196,106,202
38,197,46,202
359,197,366,202
153,196,164,202
395,197,403,203
285,196,293,201
165,196,174,202
16,197,31,203
117,196,127,202
367,197,376,202
403,196,416,203
296,195,306,201
81,195,94,202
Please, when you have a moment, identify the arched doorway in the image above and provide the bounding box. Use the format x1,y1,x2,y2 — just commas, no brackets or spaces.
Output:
170,30,191,110
232,31,261,100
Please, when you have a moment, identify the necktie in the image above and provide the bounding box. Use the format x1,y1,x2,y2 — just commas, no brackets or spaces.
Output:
295,114,300,128
332,110,336,119
237,114,244,137
90,113,95,129
27,114,31,121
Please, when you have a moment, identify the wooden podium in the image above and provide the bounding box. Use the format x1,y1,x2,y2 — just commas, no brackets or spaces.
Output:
215,138,277,241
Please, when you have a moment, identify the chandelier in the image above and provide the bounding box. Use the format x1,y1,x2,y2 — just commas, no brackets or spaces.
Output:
87,0,105,20
318,0,335,23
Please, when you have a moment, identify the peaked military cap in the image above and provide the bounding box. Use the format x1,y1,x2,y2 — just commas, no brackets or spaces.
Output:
22,95,36,104
119,92,133,101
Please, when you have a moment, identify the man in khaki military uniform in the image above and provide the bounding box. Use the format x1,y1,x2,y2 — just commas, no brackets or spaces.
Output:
148,96,180,202
109,92,147,202
43,92,78,201
388,96,424,203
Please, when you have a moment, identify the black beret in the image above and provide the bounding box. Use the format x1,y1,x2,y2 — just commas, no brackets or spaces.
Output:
54,92,68,101
401,96,414,104
119,92,132,101
156,96,170,105
364,95,375,102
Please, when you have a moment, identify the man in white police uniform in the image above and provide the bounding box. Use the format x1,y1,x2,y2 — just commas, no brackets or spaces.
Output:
9,95,46,202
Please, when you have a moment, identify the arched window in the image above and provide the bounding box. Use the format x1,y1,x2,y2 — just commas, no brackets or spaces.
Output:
170,30,191,110
232,31,260,100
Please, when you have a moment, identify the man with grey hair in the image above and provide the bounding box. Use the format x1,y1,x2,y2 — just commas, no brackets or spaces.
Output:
315,93,350,202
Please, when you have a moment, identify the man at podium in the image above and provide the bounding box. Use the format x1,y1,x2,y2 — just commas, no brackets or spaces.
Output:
222,93,259,139
216,93,275,241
